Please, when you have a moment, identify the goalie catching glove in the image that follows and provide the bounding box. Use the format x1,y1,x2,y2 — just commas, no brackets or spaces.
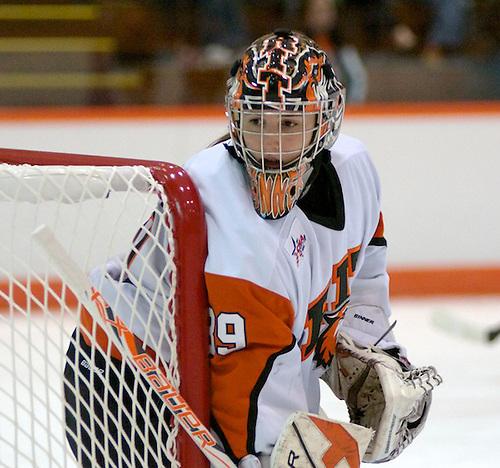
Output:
323,331,442,463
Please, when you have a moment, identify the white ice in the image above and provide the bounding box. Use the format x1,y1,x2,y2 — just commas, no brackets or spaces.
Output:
1,296,499,467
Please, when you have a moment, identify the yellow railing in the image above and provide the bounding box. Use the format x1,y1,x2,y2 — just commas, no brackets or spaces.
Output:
0,5,100,21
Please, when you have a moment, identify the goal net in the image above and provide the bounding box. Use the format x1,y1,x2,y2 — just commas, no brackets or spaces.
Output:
0,148,210,468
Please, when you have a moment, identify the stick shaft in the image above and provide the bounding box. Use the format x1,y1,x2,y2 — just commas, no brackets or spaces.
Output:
32,224,236,468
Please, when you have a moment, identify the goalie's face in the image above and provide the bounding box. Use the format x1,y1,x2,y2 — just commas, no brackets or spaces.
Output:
240,110,317,169
230,106,321,219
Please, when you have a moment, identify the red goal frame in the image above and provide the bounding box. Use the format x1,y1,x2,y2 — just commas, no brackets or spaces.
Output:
0,147,210,468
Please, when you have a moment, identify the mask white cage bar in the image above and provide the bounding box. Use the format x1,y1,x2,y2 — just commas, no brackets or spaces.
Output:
0,148,209,468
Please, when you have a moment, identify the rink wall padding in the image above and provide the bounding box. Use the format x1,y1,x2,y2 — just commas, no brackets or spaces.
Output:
2,265,500,313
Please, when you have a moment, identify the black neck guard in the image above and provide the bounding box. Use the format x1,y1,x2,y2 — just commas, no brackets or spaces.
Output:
297,149,345,230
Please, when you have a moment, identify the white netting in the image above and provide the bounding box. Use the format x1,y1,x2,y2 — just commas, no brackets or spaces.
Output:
0,164,182,467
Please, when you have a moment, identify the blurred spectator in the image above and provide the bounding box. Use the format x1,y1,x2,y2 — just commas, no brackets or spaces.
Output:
420,0,472,63
153,0,249,66
152,0,199,52
305,0,368,102
388,0,473,61
199,0,249,65
334,0,398,51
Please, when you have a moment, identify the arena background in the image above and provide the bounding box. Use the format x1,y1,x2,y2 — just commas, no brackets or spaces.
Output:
0,2,499,467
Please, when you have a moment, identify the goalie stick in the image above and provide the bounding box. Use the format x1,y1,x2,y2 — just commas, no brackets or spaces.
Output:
432,310,500,343
32,224,238,468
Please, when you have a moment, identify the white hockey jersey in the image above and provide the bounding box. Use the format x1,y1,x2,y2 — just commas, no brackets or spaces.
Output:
182,135,400,461
88,134,402,463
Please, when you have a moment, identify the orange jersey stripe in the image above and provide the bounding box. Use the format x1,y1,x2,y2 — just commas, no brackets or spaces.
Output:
373,212,384,239
369,212,386,247
206,272,295,459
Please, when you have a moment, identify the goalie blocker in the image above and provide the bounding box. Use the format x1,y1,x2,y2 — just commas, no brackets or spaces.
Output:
239,412,373,468
323,331,443,463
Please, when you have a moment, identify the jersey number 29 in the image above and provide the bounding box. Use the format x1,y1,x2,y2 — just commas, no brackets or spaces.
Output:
209,309,247,356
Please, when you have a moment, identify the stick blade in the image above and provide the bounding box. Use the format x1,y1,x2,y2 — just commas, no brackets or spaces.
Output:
432,310,500,343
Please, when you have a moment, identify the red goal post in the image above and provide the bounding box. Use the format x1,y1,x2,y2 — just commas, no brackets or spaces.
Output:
0,147,210,467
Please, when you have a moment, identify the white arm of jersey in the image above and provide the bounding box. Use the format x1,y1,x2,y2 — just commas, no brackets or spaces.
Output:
343,243,406,355
88,203,174,362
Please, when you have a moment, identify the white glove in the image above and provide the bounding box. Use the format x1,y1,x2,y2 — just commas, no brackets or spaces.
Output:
324,331,442,462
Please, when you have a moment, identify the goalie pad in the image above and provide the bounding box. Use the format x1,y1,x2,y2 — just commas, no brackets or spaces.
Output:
270,412,373,468
324,332,442,463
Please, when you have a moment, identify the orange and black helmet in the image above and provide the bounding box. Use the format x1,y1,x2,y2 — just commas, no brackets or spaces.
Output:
226,29,345,219
229,29,343,104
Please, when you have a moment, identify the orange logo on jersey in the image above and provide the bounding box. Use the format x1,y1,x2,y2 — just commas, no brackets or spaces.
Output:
301,246,361,368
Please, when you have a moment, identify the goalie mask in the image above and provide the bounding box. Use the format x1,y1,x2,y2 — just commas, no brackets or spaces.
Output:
226,29,345,219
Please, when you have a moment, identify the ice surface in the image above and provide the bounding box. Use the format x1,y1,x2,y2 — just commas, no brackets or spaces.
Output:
1,296,499,466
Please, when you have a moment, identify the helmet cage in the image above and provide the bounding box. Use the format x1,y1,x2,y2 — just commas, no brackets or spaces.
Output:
227,95,344,172
225,30,345,219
